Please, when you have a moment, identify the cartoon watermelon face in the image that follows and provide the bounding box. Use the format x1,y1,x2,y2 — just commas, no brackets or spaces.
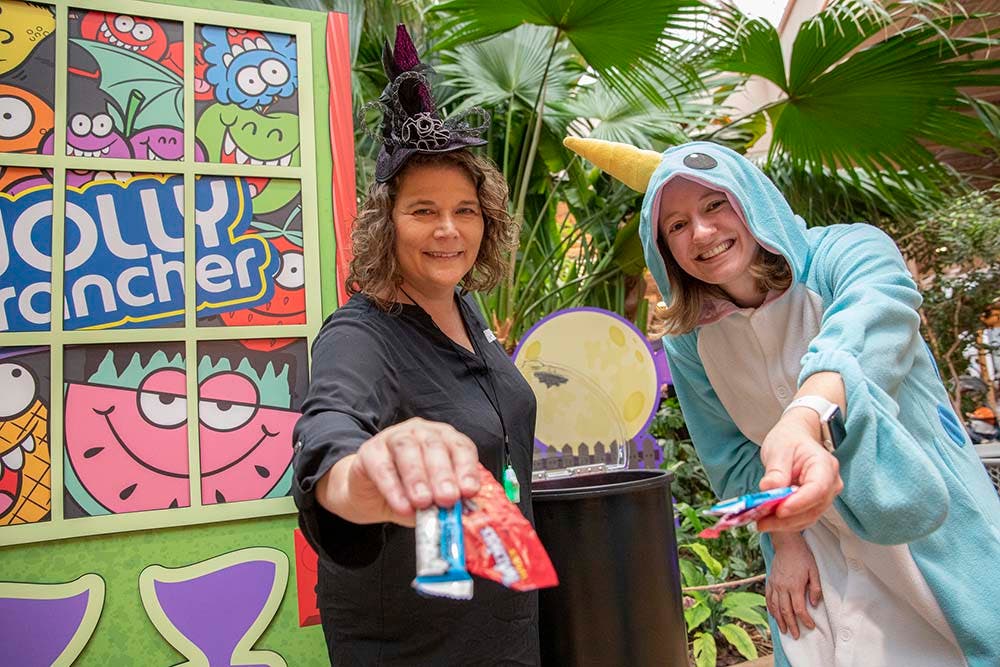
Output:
197,372,298,505
65,371,191,513
64,368,298,514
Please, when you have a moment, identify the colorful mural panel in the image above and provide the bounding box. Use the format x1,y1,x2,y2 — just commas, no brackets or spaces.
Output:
194,24,302,209
203,180,306,345
1,1,320,539
1,167,53,333
0,347,51,526
195,338,306,505
0,1,56,156
0,0,343,661
63,341,190,516
67,10,188,161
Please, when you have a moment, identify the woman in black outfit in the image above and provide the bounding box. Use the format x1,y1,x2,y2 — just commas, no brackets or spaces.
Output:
292,26,539,666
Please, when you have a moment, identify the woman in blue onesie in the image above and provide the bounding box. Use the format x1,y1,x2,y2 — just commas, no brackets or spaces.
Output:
565,138,1000,667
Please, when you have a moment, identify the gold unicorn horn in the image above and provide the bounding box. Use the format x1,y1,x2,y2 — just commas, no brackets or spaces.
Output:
563,136,662,193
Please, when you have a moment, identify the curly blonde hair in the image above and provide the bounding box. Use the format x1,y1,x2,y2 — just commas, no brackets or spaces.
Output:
346,150,518,308
655,237,792,335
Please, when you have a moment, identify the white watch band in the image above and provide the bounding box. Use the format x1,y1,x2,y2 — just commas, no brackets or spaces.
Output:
782,395,839,422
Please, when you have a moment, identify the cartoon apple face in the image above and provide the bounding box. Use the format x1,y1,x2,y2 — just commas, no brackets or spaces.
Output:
219,231,305,352
80,12,170,61
221,232,305,324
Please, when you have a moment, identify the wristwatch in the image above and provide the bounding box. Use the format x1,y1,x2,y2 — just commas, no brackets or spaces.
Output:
782,395,846,451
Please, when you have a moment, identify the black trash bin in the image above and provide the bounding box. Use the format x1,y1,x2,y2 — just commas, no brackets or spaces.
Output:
532,469,688,667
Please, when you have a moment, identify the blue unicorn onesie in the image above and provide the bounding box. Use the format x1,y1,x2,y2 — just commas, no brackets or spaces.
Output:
564,138,1000,667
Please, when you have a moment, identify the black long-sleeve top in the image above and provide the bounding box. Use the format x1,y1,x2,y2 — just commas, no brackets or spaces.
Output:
292,292,539,666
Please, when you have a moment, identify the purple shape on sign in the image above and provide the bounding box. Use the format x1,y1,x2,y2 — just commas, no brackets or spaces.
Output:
652,343,671,387
0,590,90,666
153,560,276,667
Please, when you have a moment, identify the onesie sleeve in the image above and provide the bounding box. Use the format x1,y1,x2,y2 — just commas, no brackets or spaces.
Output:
798,223,948,544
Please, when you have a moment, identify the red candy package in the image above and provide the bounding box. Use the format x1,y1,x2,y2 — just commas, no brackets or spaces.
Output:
462,465,558,592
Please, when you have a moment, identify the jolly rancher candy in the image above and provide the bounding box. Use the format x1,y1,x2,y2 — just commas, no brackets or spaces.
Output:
698,486,798,539
413,464,558,599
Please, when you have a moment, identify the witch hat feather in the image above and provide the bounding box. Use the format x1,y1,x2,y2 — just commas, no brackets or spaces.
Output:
362,24,489,182
562,136,662,193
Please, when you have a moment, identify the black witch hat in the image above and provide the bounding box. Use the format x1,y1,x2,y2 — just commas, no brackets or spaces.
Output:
361,25,489,183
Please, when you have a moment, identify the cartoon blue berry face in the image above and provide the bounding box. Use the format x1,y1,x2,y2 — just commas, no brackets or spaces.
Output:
202,27,297,110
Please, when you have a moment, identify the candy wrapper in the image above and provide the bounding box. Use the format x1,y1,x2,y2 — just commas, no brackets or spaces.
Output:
462,464,558,592
698,486,797,539
413,503,473,600
413,464,558,599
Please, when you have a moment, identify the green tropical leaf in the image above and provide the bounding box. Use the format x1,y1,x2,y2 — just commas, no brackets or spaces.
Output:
552,83,692,149
685,601,712,632
428,0,706,104
684,543,723,577
710,1,1000,193
609,213,646,276
679,558,707,588
437,25,575,111
721,591,767,609
762,153,947,227
723,605,769,627
719,623,759,660
692,632,718,667
711,10,786,89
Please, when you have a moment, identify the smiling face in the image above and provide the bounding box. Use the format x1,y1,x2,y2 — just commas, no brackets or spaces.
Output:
392,164,485,299
0,362,50,525
129,127,192,161
195,103,300,211
80,12,170,61
64,362,299,513
59,113,131,158
657,177,762,307
201,27,297,110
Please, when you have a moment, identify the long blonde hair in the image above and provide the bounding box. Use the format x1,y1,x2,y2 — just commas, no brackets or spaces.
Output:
655,237,792,335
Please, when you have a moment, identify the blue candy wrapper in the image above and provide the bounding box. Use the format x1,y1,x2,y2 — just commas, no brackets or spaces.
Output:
413,503,474,600
699,486,798,538
704,486,798,517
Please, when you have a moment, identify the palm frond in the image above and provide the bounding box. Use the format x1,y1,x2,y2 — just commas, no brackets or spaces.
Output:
436,25,575,111
710,1,1000,194
427,0,707,105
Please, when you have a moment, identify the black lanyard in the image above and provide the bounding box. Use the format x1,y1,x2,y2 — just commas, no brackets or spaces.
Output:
397,287,512,471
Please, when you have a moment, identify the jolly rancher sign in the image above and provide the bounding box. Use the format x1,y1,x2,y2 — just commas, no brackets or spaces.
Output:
0,175,273,331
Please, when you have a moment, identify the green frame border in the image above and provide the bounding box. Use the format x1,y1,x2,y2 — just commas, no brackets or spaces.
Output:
0,0,337,546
